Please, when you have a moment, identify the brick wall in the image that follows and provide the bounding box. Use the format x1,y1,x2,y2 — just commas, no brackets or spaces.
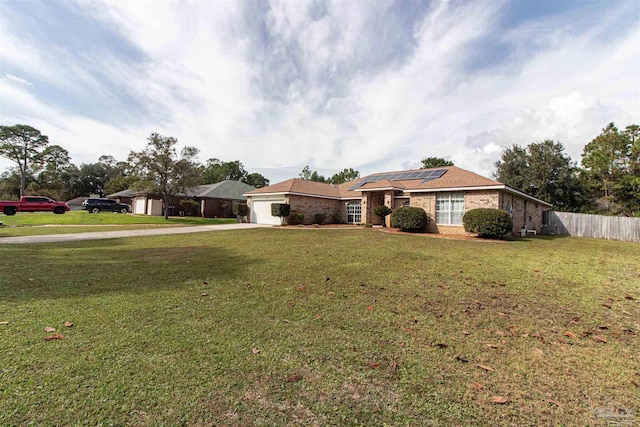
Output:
465,191,500,210
501,192,544,233
363,192,385,225
409,193,437,232
287,195,341,224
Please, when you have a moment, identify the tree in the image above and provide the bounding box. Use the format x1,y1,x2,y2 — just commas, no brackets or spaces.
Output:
581,123,640,214
129,133,201,219
373,205,392,227
494,140,586,211
329,168,360,184
36,145,73,200
0,124,49,196
421,157,453,169
299,165,325,182
243,172,269,188
299,165,312,180
203,159,247,183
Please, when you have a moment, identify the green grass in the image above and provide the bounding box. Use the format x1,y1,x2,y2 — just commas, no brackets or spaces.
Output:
1,230,638,426
0,211,237,237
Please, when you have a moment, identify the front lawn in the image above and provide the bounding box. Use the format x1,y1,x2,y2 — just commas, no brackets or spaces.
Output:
0,211,237,236
0,230,638,426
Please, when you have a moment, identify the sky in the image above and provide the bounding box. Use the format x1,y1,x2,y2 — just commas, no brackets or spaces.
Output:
1,0,639,184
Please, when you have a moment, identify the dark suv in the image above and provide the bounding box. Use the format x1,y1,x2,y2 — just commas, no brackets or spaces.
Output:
82,198,131,214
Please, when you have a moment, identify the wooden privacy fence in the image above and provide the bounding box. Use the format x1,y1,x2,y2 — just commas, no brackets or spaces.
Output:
543,211,640,243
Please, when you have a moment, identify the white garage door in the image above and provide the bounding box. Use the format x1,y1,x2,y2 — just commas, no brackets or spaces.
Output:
250,198,285,225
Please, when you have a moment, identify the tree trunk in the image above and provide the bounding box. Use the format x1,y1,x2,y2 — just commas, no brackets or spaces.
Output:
163,196,169,219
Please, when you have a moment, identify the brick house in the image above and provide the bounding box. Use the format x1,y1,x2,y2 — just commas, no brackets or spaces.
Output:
108,180,255,218
244,166,551,235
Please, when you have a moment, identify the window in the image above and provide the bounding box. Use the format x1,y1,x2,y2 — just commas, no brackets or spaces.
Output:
347,202,361,224
436,192,464,225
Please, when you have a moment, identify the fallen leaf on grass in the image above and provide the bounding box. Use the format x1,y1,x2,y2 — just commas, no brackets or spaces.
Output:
547,399,563,407
283,319,290,324
471,381,483,390
624,295,636,300
568,317,580,325
0,321,9,325
492,396,508,404
44,334,64,341
622,310,632,316
251,348,261,355
563,332,576,339
369,362,380,369
366,306,374,312
44,326,56,332
64,321,73,327
486,344,499,349
201,292,209,297
531,348,544,357
593,335,607,343
462,330,470,335
313,315,321,320
477,364,495,372
602,303,612,309
296,286,305,291
286,374,303,382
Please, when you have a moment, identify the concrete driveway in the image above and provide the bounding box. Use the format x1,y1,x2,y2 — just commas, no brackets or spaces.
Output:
0,223,271,244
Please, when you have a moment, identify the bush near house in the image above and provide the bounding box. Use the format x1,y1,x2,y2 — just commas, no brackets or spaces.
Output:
287,212,304,225
271,203,290,225
391,206,428,232
232,202,248,217
373,205,393,227
314,213,326,224
463,208,513,238
331,212,342,224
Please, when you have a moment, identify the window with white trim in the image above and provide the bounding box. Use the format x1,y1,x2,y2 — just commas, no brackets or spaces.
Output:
436,192,464,225
347,202,361,224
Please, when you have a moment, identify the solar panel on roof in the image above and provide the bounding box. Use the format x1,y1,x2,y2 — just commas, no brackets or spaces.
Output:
421,168,447,183
349,168,448,189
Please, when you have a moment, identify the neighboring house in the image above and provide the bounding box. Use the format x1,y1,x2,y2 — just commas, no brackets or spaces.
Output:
65,196,87,211
107,180,256,218
244,166,551,234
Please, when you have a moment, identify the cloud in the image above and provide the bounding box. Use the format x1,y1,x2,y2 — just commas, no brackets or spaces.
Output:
4,74,34,87
1,0,638,184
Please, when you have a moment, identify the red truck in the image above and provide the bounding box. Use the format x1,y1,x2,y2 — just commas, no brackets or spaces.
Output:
0,196,70,215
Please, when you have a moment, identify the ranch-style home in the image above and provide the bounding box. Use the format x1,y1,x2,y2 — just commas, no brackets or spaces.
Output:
108,180,255,218
244,166,552,235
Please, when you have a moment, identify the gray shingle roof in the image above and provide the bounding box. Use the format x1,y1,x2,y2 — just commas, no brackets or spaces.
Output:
108,180,256,201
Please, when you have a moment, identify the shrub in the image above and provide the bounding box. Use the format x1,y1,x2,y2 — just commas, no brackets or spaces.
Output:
232,202,249,217
373,205,393,227
391,207,428,232
287,212,305,225
462,208,513,238
332,212,343,224
314,213,326,224
271,203,290,225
